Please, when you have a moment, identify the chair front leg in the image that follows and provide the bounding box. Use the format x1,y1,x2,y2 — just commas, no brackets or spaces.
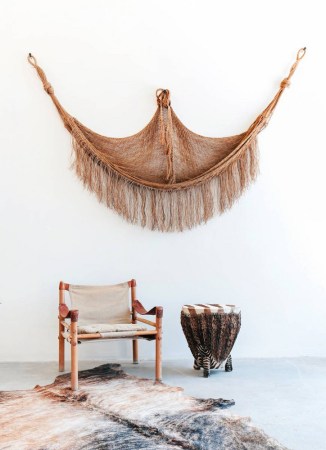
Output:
70,310,79,391
155,307,163,382
58,286,68,372
132,305,139,364
58,318,65,372
132,340,139,364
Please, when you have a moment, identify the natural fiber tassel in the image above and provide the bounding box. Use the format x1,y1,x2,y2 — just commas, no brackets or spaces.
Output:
71,132,259,232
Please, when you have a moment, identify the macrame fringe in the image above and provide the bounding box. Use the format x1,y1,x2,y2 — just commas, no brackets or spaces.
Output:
71,136,259,232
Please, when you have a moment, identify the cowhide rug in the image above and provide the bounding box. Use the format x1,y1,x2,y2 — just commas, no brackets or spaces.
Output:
0,364,287,450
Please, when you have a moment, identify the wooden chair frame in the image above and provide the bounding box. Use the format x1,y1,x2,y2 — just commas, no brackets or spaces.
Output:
58,279,163,390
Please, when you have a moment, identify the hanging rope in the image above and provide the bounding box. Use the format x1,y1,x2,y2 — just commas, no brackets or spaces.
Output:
156,89,175,182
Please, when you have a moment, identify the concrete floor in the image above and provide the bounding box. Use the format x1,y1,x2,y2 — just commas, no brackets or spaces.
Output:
0,358,325,450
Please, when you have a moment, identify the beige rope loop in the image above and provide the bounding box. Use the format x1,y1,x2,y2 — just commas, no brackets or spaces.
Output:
27,53,73,129
28,54,55,96
156,88,171,108
27,53,37,67
279,47,306,90
296,47,306,61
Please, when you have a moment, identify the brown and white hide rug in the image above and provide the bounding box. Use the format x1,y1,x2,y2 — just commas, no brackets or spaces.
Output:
0,364,287,450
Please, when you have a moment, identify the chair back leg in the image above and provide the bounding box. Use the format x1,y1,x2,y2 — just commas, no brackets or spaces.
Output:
155,307,163,381
131,279,139,364
132,340,139,364
58,286,65,372
58,320,65,372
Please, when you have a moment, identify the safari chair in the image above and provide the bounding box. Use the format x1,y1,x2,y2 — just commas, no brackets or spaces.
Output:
58,279,163,390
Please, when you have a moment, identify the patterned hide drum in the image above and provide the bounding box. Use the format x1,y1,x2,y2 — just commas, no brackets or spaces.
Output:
181,304,241,377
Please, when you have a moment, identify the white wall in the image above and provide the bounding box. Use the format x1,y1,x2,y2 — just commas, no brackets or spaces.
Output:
1,0,325,362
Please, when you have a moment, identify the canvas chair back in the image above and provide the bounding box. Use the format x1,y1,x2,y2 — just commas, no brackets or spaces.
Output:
68,282,131,325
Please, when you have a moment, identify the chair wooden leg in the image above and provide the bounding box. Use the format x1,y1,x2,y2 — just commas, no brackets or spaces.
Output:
155,307,163,382
59,320,65,372
70,313,78,391
132,339,139,364
155,336,162,381
131,280,139,364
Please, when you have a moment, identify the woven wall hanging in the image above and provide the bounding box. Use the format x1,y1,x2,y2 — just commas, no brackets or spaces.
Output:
28,48,306,232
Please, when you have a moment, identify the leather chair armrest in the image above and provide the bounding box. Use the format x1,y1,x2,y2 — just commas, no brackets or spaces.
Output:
133,299,163,318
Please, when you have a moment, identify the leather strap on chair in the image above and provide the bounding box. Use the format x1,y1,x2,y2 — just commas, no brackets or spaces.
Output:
70,310,79,322
59,304,70,318
133,299,162,316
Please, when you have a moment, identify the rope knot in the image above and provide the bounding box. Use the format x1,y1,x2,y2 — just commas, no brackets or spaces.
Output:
43,82,54,95
156,89,171,108
280,78,290,89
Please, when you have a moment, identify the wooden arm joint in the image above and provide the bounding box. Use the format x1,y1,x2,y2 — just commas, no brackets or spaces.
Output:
59,303,70,319
156,306,163,319
59,281,70,291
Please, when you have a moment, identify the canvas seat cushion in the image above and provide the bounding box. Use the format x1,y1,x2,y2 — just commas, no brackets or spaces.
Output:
78,323,147,338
